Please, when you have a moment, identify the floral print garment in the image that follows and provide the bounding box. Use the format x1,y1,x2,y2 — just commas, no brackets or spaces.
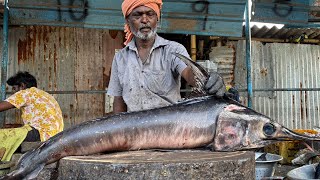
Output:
5,87,64,141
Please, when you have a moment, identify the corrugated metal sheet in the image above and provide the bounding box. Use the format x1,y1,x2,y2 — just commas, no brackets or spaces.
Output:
0,26,124,129
250,25,320,40
209,45,236,86
235,40,320,129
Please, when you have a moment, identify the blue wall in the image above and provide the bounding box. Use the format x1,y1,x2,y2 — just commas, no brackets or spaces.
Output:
7,0,246,37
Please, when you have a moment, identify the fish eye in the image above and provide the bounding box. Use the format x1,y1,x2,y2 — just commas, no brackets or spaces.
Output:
263,123,276,136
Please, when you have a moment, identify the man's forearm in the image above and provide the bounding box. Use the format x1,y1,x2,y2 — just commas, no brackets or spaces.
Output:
0,101,15,112
113,96,127,113
181,67,196,87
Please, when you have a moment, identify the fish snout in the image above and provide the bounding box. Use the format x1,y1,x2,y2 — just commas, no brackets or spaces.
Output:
264,124,320,141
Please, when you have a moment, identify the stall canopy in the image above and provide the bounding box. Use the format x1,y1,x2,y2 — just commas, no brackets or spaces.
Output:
3,0,250,37
2,0,318,36
253,0,319,28
5,0,246,37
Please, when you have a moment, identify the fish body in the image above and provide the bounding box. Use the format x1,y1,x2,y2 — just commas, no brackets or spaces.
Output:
1,96,226,179
2,53,320,179
3,95,320,180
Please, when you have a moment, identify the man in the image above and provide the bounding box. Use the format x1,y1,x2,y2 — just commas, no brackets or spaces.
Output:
0,71,64,142
107,0,225,113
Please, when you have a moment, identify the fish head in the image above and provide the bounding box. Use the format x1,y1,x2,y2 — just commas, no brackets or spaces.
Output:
213,103,320,151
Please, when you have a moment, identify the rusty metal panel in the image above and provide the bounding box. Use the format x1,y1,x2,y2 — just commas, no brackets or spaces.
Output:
235,41,320,130
1,26,123,129
235,41,275,98
250,25,320,40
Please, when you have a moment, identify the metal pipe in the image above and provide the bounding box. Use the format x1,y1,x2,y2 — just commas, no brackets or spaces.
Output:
227,37,320,44
42,90,109,94
228,37,285,43
5,90,197,94
190,35,197,61
198,40,204,59
245,0,253,107
5,87,320,95
238,88,320,92
1,0,9,128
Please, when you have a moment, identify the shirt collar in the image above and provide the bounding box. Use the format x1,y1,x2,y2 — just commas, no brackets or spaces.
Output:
126,34,170,51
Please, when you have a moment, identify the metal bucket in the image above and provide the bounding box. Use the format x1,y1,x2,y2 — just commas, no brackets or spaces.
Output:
287,163,319,180
255,152,283,180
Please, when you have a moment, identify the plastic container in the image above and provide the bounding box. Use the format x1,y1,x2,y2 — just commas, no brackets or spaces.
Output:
287,163,319,180
255,152,283,180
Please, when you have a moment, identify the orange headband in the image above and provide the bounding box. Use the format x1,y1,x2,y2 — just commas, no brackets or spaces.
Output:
121,0,162,45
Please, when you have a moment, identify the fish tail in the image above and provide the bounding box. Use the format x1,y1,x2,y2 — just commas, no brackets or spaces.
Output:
0,175,9,180
2,145,46,179
0,162,45,180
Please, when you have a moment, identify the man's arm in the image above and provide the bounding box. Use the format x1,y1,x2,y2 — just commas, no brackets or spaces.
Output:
181,66,196,87
0,101,15,112
113,96,127,113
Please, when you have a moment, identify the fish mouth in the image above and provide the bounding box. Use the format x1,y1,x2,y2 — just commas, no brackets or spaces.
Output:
265,126,320,141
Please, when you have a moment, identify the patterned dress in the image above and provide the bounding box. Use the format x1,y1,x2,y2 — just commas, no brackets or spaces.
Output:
5,87,64,141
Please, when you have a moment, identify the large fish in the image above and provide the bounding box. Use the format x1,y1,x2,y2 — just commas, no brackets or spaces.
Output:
2,53,320,180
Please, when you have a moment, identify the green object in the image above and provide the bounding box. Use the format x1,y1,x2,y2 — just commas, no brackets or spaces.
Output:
0,161,14,175
0,125,31,161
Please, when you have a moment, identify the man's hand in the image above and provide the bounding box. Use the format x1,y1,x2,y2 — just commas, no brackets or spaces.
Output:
204,72,226,97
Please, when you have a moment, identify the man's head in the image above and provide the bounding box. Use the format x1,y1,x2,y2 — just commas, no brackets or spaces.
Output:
121,0,162,45
127,6,158,41
7,71,37,93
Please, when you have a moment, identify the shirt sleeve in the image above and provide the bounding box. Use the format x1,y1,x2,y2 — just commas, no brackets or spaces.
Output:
107,54,123,96
171,43,190,75
5,89,29,109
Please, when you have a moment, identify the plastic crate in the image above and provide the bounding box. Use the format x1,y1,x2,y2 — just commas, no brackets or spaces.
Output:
264,129,318,164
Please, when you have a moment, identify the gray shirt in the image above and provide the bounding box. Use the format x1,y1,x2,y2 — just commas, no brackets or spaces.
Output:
107,35,190,112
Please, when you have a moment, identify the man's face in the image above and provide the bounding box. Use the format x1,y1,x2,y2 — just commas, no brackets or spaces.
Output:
127,6,158,41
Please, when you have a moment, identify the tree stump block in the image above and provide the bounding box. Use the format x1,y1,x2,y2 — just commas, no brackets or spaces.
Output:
58,150,255,180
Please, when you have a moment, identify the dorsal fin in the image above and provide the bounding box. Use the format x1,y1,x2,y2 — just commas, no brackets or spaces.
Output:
173,52,209,96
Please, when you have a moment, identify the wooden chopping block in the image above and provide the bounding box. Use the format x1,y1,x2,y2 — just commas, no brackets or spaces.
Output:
57,150,255,180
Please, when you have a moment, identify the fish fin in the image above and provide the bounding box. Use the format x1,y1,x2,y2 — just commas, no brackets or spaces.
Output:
0,175,9,180
24,163,45,180
6,145,46,180
205,142,215,151
176,96,212,106
173,52,209,97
